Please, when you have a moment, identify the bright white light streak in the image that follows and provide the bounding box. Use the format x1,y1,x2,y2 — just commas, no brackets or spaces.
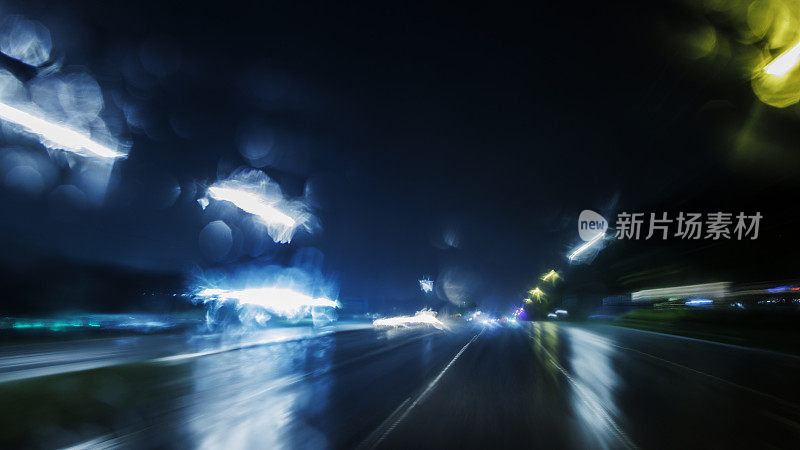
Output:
373,309,444,329
418,277,434,293
197,287,339,317
685,299,713,306
764,41,800,77
207,186,296,227
0,100,126,159
632,282,730,302
568,231,605,261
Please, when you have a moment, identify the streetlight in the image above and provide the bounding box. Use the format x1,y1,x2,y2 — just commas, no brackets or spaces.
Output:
541,270,559,282
568,232,605,261
418,277,434,293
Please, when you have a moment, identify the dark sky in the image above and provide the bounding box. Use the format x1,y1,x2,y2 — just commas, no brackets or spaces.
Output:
1,0,798,314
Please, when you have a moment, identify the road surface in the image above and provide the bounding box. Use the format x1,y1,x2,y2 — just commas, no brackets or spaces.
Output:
2,322,799,448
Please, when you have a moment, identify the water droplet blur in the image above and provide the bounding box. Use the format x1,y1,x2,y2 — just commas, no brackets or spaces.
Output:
0,15,52,67
199,220,233,261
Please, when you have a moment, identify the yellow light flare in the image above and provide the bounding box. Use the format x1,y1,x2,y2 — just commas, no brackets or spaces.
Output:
764,40,800,77
541,270,559,282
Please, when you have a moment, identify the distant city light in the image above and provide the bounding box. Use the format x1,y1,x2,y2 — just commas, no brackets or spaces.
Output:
418,277,434,293
685,299,713,306
555,309,568,315
481,317,500,327
547,313,558,319
0,100,127,159
764,41,800,77
766,286,791,293
10,320,87,331
196,286,339,318
568,231,605,261
373,309,444,329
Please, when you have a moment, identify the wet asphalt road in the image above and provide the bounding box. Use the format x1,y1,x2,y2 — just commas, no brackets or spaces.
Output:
378,323,800,449
3,322,800,449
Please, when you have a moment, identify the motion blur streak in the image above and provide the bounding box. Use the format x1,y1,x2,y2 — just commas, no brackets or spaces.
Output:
631,282,730,302
685,299,713,306
0,100,126,159
568,232,604,261
764,41,800,77
552,327,636,450
196,287,339,318
207,186,295,227
204,168,315,244
373,309,444,329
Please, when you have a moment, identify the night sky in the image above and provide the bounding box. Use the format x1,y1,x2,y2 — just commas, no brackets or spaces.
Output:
1,0,798,314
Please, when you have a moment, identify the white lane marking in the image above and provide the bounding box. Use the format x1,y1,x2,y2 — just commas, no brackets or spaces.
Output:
152,330,349,363
0,327,377,383
61,329,443,449
536,340,638,450
0,358,137,384
608,341,800,412
360,329,484,449
61,434,118,450
609,325,800,360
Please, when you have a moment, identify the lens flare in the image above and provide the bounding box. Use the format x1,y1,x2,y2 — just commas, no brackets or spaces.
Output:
568,232,605,261
764,41,800,77
418,277,434,293
0,100,126,159
373,309,444,329
203,168,315,244
195,286,339,318
207,186,296,227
